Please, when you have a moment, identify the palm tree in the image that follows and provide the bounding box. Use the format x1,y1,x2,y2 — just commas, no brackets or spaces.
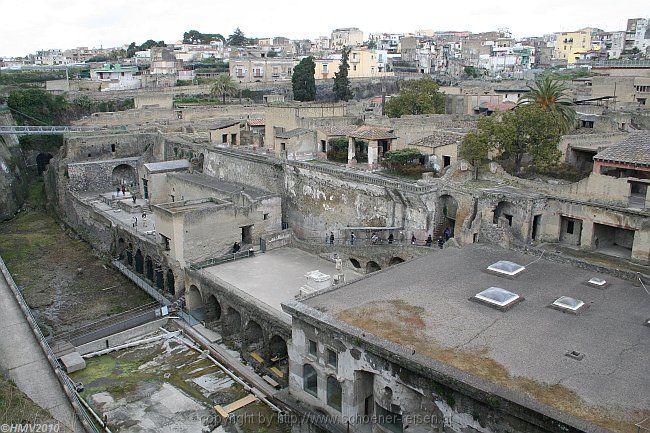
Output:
517,76,576,133
211,74,238,104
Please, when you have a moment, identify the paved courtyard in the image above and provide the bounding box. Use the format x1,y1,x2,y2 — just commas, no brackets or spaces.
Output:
203,247,360,318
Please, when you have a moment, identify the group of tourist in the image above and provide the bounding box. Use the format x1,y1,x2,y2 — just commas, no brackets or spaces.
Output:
326,227,453,247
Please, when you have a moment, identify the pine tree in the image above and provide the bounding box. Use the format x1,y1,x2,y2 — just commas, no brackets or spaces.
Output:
292,57,316,102
333,48,353,101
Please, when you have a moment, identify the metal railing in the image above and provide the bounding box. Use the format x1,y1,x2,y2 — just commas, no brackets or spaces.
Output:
189,250,257,270
51,301,160,344
112,260,171,306
296,235,440,248
0,256,100,433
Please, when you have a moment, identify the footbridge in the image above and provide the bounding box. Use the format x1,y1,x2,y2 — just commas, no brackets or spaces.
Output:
0,125,127,135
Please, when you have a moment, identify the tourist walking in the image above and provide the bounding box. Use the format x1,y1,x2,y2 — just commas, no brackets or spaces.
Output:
388,233,394,244
329,232,334,245
426,235,433,247
350,232,356,246
411,234,416,245
444,227,452,241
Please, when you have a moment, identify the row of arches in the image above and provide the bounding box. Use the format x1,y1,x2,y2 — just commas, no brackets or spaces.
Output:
185,284,288,365
118,238,176,295
348,256,404,274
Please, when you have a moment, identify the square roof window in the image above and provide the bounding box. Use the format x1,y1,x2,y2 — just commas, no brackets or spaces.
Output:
551,296,586,314
473,287,521,310
587,277,607,288
487,260,525,277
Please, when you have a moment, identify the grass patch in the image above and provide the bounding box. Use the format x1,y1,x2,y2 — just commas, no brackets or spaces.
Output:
0,376,53,425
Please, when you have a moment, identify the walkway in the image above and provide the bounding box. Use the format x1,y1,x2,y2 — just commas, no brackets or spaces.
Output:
0,261,84,433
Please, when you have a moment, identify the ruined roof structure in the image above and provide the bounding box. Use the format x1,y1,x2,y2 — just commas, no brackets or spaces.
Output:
408,129,466,148
594,132,650,167
349,125,397,140
210,119,241,130
297,243,650,430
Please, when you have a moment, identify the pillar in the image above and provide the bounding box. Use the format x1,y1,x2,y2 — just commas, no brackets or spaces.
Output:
579,220,595,250
347,137,356,165
631,229,650,264
367,140,379,170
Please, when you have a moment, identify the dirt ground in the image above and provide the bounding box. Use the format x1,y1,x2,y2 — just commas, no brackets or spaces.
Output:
0,179,152,337
70,330,290,433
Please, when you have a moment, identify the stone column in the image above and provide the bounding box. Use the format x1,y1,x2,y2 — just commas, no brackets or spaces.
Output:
367,140,379,170
631,229,650,264
347,137,356,166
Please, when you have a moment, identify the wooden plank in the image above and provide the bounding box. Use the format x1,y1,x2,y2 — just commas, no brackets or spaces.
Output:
269,366,284,379
250,351,264,364
224,394,258,413
214,405,229,419
214,394,259,417
270,355,286,363
263,375,280,389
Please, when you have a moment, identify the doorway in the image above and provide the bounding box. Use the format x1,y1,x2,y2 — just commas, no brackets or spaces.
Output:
241,225,253,244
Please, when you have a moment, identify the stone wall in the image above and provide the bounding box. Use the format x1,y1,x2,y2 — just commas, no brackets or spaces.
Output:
0,111,28,220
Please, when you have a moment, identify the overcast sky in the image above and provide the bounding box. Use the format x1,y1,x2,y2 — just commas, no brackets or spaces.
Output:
1,0,648,57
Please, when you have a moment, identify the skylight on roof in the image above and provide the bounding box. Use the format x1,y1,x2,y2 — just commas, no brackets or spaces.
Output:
487,261,525,277
552,296,585,313
474,287,520,309
587,277,607,288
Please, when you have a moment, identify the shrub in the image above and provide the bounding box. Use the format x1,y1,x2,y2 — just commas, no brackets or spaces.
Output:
327,137,348,162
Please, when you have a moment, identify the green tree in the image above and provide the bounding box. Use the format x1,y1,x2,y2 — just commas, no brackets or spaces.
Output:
210,74,238,103
517,76,576,133
366,40,377,49
462,105,562,176
385,76,445,117
464,66,480,78
7,88,68,125
228,28,249,46
292,57,316,101
333,47,353,101
183,30,225,44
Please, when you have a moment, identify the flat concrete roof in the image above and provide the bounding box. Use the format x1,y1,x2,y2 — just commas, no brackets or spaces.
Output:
144,159,190,173
202,247,360,320
304,244,650,427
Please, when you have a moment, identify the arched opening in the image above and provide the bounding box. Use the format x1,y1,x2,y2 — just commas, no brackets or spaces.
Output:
116,238,126,260
185,285,202,311
244,320,263,350
193,153,205,173
126,250,133,266
206,295,221,321
111,164,137,187
224,307,242,335
303,364,318,396
155,267,164,290
437,194,458,238
269,335,288,361
166,270,175,295
349,258,361,269
366,261,381,273
389,257,404,266
36,153,53,175
145,256,154,281
493,201,517,226
134,249,144,273
327,376,343,412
